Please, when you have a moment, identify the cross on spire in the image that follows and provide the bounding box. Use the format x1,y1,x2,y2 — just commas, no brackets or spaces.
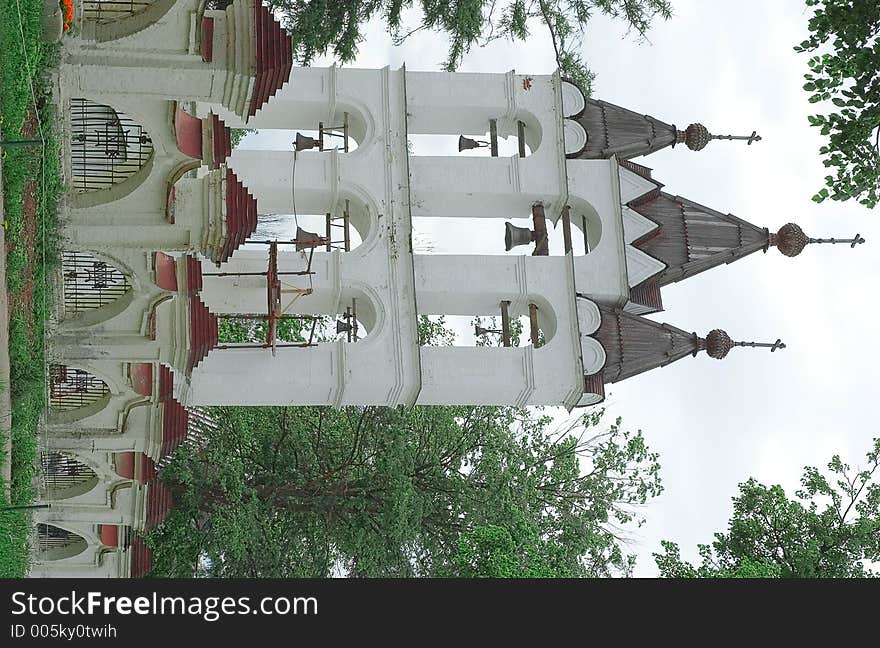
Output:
710,130,762,145
808,233,866,248
733,338,786,352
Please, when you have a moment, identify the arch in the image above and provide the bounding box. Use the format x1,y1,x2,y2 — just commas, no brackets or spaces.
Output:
61,251,133,325
84,0,178,43
40,452,100,501
69,98,155,200
36,524,89,561
563,119,589,158
565,197,603,254
525,297,558,347
333,99,374,149
560,79,587,119
422,302,557,349
49,365,112,423
335,285,382,340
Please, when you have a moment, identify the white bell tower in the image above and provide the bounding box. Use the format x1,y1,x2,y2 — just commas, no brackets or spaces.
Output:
192,66,621,409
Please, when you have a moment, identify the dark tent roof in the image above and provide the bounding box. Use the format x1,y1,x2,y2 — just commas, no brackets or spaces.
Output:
629,192,771,288
592,306,706,384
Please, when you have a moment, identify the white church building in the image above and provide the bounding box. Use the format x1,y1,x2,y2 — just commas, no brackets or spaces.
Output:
30,0,862,577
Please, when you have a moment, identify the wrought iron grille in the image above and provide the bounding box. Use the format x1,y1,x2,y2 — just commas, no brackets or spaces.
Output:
49,365,110,411
62,251,131,314
37,524,84,552
82,0,155,24
40,452,96,495
70,98,153,193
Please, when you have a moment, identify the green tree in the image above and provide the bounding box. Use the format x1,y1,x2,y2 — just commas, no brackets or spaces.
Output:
229,128,254,149
147,406,661,578
655,438,880,578
795,0,880,207
270,0,672,93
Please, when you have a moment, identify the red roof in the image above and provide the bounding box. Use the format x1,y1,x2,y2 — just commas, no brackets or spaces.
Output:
129,537,153,577
248,1,292,117
158,365,190,456
185,254,203,294
139,453,158,483
217,168,258,263
211,113,232,168
187,295,218,375
145,478,174,529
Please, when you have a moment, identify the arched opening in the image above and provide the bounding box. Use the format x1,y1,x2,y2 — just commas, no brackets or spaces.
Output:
70,98,154,194
49,365,111,413
420,303,553,349
83,0,178,43
292,122,359,155
82,0,155,24
61,251,132,320
40,452,99,501
566,199,602,254
407,132,532,158
248,195,372,253
36,524,88,561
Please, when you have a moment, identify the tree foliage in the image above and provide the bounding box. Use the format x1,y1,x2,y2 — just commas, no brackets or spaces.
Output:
269,0,672,93
795,0,880,208
655,438,880,578
146,404,661,578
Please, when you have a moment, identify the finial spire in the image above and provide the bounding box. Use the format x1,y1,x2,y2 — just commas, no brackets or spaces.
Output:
773,223,867,257
702,329,786,359
732,338,786,352
710,130,762,145
677,124,762,151
807,234,865,248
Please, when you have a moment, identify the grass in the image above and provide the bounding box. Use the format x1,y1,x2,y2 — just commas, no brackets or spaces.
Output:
0,0,63,577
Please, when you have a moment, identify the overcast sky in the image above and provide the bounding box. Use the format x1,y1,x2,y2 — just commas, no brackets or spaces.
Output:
239,0,879,575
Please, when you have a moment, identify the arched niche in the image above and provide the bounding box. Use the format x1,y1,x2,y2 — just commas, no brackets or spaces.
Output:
69,98,154,200
565,198,603,254
407,113,541,158
36,524,89,561
40,452,100,501
49,365,112,423
61,251,133,325
83,0,178,44
334,287,380,339
249,194,374,253
421,302,557,349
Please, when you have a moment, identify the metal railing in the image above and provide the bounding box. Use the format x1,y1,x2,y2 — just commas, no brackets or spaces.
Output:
70,98,153,193
62,251,131,314
40,453,97,496
37,524,85,553
82,0,155,24
49,366,110,411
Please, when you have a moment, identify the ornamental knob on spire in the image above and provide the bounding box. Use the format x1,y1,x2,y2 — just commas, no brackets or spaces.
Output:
700,329,786,360
771,223,866,257
705,329,733,359
676,124,762,151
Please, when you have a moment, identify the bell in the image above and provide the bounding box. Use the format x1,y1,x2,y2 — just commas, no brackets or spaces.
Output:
294,132,320,152
458,135,489,152
504,222,536,251
336,319,353,334
294,226,325,251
